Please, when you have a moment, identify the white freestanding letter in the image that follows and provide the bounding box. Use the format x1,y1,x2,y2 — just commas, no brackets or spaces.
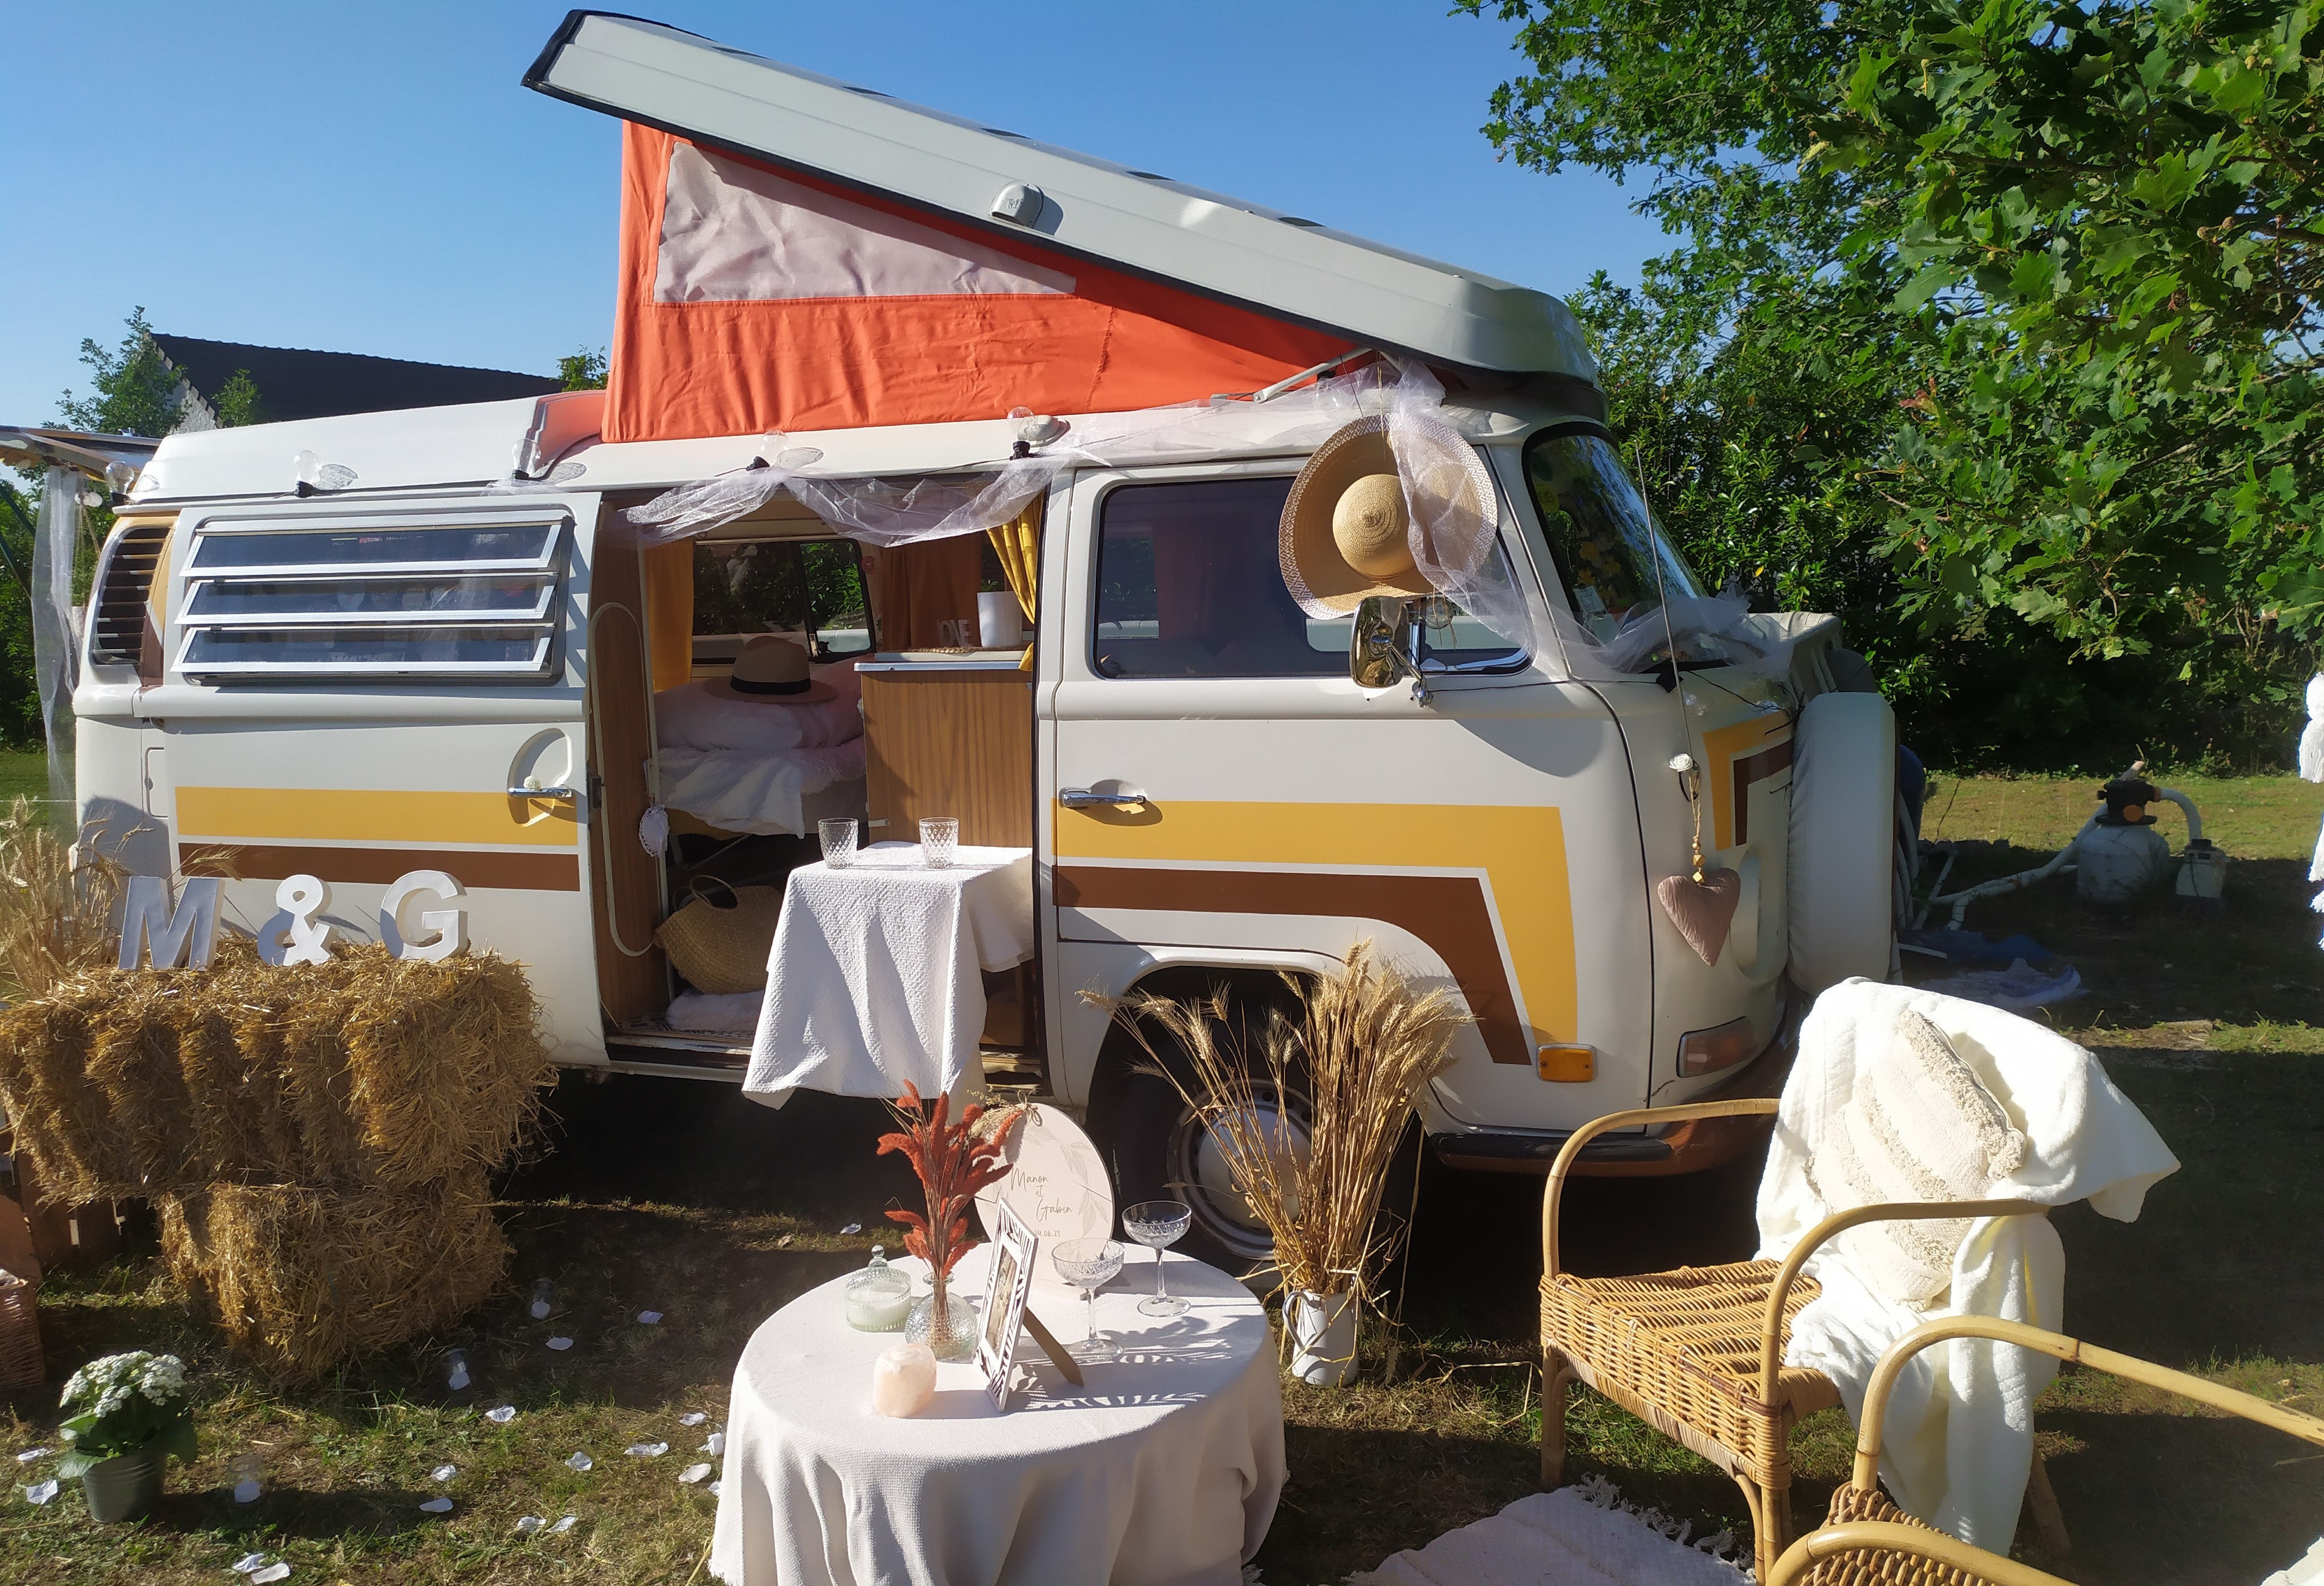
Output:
381,870,467,962
274,875,333,966
117,876,221,969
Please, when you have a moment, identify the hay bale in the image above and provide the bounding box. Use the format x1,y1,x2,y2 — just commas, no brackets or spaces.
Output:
0,944,553,1199
160,1174,508,1381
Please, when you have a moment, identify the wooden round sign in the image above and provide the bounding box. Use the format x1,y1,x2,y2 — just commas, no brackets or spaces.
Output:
975,1102,1115,1284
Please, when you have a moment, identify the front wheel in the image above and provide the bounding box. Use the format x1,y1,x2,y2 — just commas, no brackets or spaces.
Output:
1100,1064,1312,1279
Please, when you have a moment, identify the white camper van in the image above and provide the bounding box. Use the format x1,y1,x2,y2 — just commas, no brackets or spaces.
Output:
73,13,1899,1266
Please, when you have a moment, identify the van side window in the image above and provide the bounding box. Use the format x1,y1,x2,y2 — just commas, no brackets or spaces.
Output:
1091,477,1528,679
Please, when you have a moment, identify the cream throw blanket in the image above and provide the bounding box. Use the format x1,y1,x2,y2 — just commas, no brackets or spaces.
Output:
1755,979,2179,1548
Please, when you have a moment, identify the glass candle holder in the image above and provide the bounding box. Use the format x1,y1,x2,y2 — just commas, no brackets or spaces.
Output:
919,817,959,869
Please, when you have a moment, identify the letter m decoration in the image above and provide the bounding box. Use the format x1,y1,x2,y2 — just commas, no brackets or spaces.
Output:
117,876,223,970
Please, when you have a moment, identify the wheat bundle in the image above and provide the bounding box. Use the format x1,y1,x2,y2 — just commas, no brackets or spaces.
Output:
0,943,553,1201
160,1173,508,1381
1098,941,1467,1300
0,797,125,1003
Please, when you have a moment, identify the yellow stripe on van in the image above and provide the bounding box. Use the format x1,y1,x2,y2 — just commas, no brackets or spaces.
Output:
176,787,579,848
1055,799,1573,1043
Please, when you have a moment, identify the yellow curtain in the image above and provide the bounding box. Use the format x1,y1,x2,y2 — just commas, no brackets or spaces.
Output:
987,496,1042,670
641,539,694,692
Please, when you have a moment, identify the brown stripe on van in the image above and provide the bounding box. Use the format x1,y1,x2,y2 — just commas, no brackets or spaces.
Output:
1730,738,1794,846
180,845,580,892
1053,865,1532,1065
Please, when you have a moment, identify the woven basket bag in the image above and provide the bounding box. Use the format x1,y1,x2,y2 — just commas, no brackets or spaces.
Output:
0,1269,44,1390
654,879,784,995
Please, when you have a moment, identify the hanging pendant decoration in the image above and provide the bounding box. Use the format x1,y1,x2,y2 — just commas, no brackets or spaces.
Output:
1656,753,1742,966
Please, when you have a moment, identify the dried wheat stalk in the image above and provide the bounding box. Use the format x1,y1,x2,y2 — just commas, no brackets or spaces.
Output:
1095,941,1467,1299
0,797,126,1002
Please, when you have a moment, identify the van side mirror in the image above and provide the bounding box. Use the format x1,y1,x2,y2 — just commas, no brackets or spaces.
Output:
1350,595,1429,701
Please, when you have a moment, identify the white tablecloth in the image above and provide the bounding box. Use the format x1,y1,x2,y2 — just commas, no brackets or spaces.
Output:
709,1251,1284,1586
745,843,1034,1104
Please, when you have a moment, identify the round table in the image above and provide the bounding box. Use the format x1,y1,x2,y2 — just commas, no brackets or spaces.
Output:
708,1250,1284,1586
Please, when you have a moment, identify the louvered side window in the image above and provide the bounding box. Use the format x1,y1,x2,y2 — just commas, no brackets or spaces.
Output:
173,509,569,683
89,518,172,678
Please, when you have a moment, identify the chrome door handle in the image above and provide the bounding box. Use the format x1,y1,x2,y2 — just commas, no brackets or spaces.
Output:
1059,787,1147,808
510,784,579,800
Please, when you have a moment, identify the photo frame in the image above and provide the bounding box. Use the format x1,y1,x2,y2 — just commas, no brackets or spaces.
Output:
977,1197,1040,1412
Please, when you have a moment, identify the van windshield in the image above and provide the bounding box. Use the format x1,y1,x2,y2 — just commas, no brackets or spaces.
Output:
1522,426,1705,645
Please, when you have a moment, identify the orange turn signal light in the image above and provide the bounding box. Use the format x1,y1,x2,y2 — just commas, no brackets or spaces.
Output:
1536,1044,1595,1083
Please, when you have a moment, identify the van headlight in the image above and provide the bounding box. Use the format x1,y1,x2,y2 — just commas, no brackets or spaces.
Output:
1677,1016,1760,1077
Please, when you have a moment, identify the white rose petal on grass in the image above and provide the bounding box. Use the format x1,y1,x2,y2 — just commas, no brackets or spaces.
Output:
565,1452,594,1472
232,1553,269,1574
625,1441,668,1458
840,1223,862,1236
13,1447,49,1462
546,1337,573,1352
679,1463,713,1485
702,1432,725,1456
550,1515,578,1534
419,1497,453,1515
23,1478,57,1505
514,1515,546,1535
678,1412,706,1426
636,1310,662,1325
432,1464,457,1483
486,1405,517,1424
252,1566,291,1585
708,1480,722,1497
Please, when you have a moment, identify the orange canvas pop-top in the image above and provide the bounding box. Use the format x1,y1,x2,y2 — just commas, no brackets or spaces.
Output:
604,124,1352,442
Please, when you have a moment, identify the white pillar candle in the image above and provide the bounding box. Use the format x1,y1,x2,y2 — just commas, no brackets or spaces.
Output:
871,1342,937,1417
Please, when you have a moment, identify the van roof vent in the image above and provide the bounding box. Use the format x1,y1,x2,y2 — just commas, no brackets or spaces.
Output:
89,518,170,672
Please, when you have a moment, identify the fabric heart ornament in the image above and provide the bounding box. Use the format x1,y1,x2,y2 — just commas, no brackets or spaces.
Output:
1656,867,1741,966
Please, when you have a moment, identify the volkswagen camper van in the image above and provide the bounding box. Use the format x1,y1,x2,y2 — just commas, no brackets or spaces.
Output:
71,13,1900,1266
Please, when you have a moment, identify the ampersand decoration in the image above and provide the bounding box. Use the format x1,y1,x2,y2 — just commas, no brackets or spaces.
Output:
275,875,333,966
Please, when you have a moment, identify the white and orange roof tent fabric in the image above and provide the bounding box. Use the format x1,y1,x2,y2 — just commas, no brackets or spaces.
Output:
605,124,1353,443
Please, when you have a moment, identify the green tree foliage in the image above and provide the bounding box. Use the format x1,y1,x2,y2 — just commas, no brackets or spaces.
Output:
560,347,610,391
57,307,183,439
1467,0,2322,769
209,368,265,427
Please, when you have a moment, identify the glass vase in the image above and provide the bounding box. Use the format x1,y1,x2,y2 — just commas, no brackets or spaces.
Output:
904,1276,979,1363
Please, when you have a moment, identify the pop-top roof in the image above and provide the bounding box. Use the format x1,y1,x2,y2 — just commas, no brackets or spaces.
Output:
523,11,1595,382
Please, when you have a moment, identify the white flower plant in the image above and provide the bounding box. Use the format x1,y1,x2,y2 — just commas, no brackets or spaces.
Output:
56,1352,196,1477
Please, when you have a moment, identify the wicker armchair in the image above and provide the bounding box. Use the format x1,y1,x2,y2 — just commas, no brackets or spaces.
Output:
1768,1315,2324,1585
1538,1098,2054,1576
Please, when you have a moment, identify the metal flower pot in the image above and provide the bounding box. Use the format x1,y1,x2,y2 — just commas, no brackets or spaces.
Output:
80,1445,164,1523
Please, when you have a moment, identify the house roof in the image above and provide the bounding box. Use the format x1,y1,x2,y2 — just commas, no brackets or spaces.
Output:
522,12,1596,380
150,334,563,424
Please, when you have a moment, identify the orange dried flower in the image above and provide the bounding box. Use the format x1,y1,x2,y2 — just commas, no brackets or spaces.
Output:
875,1082,1024,1281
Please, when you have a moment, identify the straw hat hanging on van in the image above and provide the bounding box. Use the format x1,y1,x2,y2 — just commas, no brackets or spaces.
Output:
1278,412,1499,616
705,635,835,704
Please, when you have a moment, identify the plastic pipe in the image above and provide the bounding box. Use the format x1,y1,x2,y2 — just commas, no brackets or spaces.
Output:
1926,814,2101,930
2154,786,2203,843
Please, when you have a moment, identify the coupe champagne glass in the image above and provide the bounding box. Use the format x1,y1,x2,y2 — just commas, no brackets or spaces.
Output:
1050,1237,1125,1363
1121,1201,1193,1318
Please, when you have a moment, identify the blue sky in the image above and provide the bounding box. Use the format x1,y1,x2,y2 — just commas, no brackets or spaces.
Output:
1,2,1672,428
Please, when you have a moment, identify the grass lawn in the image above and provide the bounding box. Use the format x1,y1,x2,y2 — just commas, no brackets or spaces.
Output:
2,774,2320,1583
0,750,52,811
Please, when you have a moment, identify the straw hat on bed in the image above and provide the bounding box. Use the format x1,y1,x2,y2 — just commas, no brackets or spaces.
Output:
705,636,835,704
1278,413,1499,615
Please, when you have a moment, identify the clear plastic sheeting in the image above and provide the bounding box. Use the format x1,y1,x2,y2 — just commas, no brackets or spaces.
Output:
32,468,81,815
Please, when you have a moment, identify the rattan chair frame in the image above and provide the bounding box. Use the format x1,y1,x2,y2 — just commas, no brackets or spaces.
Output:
1539,1098,2050,1577
1768,1316,2324,1586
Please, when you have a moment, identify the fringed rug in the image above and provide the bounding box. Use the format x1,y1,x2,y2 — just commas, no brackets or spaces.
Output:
1347,1477,1750,1585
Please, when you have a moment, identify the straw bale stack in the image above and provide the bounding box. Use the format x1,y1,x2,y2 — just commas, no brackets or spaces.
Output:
161,1178,508,1381
0,939,554,1380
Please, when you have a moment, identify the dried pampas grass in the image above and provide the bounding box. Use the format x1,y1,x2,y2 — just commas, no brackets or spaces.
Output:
0,797,125,1001
1096,941,1467,1301
162,1175,508,1381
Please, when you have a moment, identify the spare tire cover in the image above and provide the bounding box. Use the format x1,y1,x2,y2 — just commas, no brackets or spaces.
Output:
1788,690,1896,993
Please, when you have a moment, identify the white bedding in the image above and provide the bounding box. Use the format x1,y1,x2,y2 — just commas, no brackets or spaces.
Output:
652,742,865,836
652,656,866,836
